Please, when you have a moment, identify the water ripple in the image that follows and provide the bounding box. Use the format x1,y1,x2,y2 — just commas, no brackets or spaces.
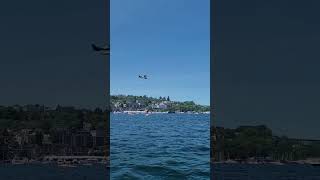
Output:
111,113,210,179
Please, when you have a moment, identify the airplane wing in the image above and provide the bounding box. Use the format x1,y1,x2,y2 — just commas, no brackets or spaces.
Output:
101,51,110,55
92,44,110,51
92,44,102,51
103,45,110,50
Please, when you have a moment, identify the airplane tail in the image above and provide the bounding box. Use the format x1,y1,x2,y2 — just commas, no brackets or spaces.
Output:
91,44,100,51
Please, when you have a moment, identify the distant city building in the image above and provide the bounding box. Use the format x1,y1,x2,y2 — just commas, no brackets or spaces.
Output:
128,102,139,109
159,102,168,109
72,131,92,148
91,129,104,147
83,122,92,132
42,134,52,145
114,102,121,108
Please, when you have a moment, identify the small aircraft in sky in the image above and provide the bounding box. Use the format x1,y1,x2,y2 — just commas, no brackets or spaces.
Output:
138,75,148,79
92,43,110,55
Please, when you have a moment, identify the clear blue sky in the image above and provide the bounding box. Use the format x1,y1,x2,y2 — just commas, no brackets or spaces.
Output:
110,0,210,105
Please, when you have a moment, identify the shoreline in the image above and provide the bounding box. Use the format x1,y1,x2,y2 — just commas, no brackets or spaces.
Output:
211,159,320,166
112,111,210,114
1,156,109,167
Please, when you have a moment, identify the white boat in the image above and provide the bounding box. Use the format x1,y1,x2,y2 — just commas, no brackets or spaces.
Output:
82,163,93,166
11,158,28,165
303,158,320,166
268,161,284,165
58,164,77,168
224,159,238,164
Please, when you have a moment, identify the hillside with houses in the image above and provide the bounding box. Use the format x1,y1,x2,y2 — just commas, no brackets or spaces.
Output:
111,95,210,113
0,104,108,163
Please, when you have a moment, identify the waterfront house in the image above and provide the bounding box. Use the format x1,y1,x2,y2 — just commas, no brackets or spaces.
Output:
42,134,52,145
159,103,168,109
82,122,92,132
71,131,93,148
90,129,104,147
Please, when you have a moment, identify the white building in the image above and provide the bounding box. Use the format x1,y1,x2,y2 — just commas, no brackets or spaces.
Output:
159,103,167,109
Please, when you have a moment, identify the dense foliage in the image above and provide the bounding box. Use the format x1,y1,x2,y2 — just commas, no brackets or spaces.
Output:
111,95,210,112
0,105,106,131
215,125,320,161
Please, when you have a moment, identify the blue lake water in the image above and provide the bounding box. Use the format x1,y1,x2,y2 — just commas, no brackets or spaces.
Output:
110,113,210,180
0,164,109,180
212,164,320,180
2,113,319,179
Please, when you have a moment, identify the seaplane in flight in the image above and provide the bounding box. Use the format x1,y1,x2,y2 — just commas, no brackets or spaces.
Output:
91,43,110,55
138,75,148,79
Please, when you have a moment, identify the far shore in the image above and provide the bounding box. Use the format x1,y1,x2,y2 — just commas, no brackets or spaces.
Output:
211,158,320,166
112,110,210,114
1,156,109,167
